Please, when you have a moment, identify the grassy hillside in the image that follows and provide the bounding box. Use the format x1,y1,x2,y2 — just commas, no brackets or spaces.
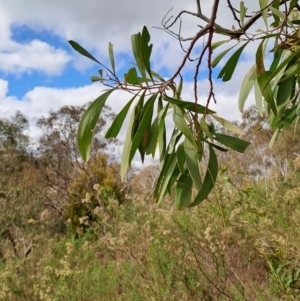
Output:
1,159,300,301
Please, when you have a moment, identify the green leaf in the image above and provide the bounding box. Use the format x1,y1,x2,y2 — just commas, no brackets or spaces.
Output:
290,0,299,10
212,44,237,68
176,77,183,99
211,39,229,50
125,67,139,85
276,106,297,128
238,64,257,112
259,0,269,27
78,90,114,161
176,142,185,174
105,94,137,138
151,70,165,82
175,174,193,210
278,64,299,83
184,139,202,191
213,133,250,153
271,0,280,23
254,79,264,117
264,48,300,88
256,40,277,115
189,145,218,207
154,153,177,204
138,123,151,163
167,165,180,194
269,128,279,148
68,40,101,64
130,94,157,163
131,91,146,140
165,96,215,114
240,2,247,27
108,42,115,73
158,100,167,166
277,75,295,106
145,116,159,158
131,31,146,78
200,117,213,140
269,6,295,28
141,26,153,81
270,44,283,72
173,105,197,148
212,115,245,135
167,129,182,154
121,107,136,180
207,141,228,152
90,75,104,82
218,42,249,82
257,73,277,115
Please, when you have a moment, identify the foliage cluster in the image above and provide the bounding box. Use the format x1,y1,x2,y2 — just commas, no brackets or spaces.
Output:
70,0,300,210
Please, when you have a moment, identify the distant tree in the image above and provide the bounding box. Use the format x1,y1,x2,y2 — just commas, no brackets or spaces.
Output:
36,104,116,214
69,0,300,208
0,112,42,260
130,165,160,202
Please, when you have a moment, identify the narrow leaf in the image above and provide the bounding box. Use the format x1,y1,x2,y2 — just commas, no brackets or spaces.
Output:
131,32,146,78
256,40,277,115
175,174,193,210
269,128,279,148
105,94,137,138
238,64,257,112
254,79,264,117
130,94,156,162
276,106,297,128
78,90,114,161
259,0,269,27
154,154,177,204
212,115,245,135
184,139,202,191
212,44,237,68
218,42,249,82
211,39,229,50
213,133,250,153
240,2,247,27
176,142,185,174
108,42,115,73
141,26,153,81
200,117,213,140
121,108,136,180
145,116,159,157
165,96,215,114
264,48,300,88
173,105,197,148
277,75,295,106
269,6,295,28
189,145,218,207
68,40,101,64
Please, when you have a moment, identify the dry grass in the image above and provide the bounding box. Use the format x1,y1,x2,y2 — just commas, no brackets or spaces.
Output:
1,162,300,300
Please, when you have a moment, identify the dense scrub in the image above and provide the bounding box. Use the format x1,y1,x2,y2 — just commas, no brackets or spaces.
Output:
1,162,300,300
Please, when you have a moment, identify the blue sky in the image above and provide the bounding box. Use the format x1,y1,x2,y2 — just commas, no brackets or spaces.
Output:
0,0,260,144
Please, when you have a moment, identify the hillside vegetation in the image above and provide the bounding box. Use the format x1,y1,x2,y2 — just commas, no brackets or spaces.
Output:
0,106,300,301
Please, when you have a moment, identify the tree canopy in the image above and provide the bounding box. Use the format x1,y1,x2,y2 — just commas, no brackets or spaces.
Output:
69,0,300,209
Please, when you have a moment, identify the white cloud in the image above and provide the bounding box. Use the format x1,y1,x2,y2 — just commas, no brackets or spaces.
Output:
0,80,138,141
0,39,71,75
0,3,71,76
0,1,267,149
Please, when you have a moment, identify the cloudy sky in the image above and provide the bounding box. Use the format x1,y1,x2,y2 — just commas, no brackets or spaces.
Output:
0,0,262,146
